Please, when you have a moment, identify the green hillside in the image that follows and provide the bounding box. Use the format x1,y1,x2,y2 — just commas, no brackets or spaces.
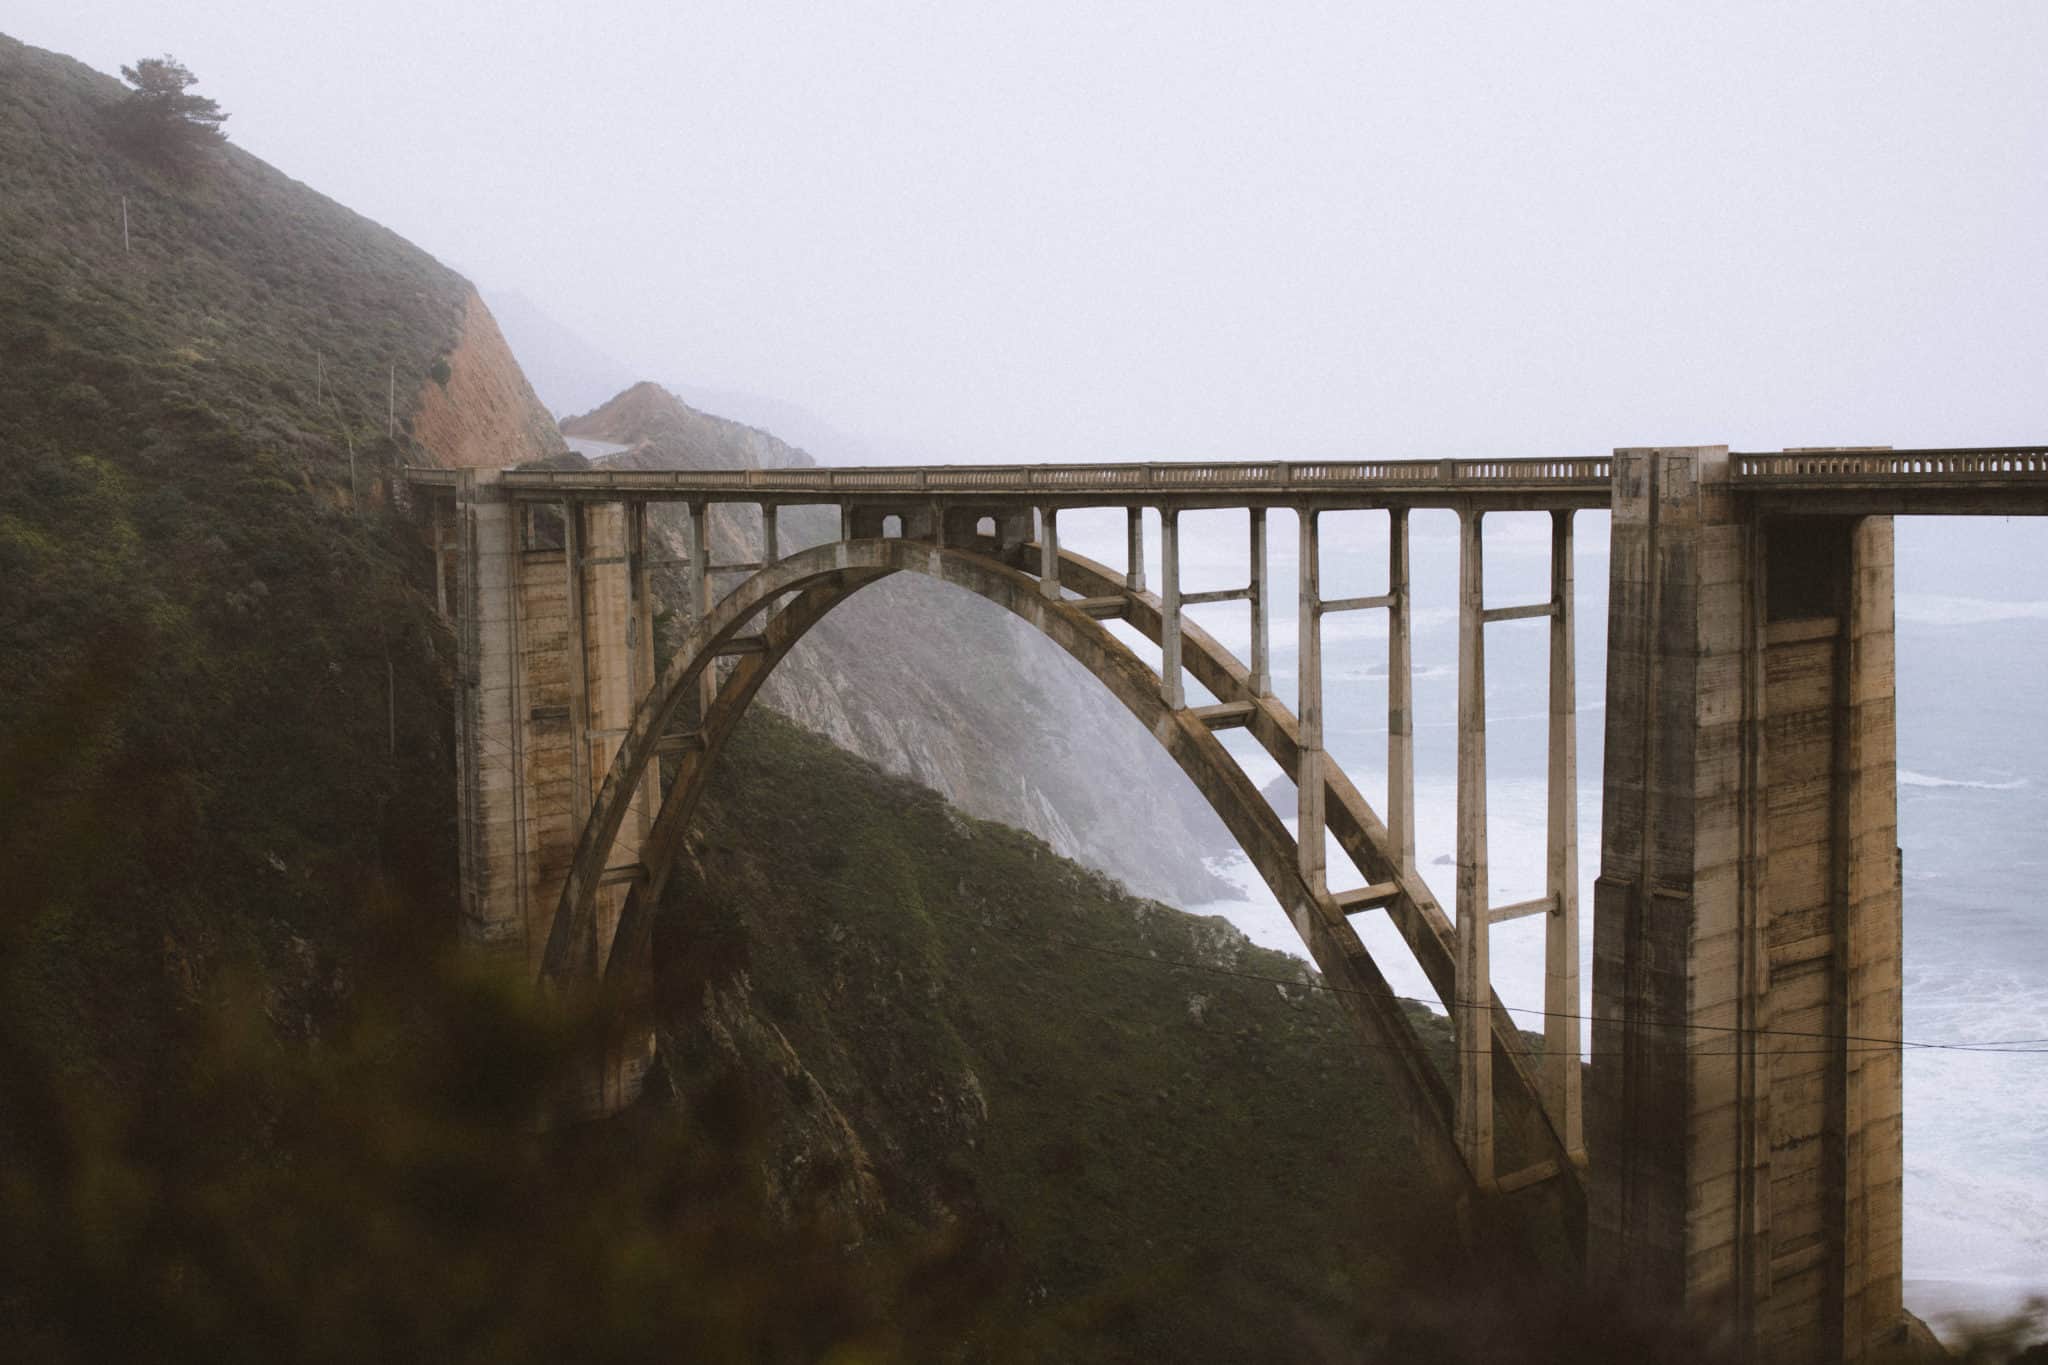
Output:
0,34,468,1083
662,709,1451,1361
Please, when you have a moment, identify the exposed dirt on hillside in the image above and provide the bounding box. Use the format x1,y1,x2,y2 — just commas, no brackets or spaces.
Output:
411,291,566,469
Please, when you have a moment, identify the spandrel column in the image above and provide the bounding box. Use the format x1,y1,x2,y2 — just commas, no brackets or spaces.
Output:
1388,507,1415,877
1455,505,1493,1185
1546,508,1584,1158
1297,507,1325,893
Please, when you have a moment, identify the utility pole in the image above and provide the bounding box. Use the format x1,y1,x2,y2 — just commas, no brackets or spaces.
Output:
387,363,395,437
120,196,129,252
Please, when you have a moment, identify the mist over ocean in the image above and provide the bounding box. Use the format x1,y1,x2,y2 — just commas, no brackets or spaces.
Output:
1057,508,2048,1329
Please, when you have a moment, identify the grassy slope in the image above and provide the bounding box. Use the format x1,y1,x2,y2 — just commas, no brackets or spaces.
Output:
667,710,1454,1362
0,34,466,1083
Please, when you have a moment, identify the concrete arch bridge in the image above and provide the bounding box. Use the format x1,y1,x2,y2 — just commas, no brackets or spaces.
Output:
408,444,2048,1364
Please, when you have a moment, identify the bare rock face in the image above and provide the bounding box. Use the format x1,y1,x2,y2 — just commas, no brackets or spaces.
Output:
562,384,1237,907
410,291,567,470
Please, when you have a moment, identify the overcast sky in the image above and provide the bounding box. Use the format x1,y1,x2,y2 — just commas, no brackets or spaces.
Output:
14,2,2046,464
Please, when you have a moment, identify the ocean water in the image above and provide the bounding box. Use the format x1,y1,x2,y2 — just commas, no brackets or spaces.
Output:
1051,508,2048,1330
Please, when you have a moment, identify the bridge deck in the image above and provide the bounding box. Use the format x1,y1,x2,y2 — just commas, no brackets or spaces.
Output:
407,456,1614,509
405,444,2048,514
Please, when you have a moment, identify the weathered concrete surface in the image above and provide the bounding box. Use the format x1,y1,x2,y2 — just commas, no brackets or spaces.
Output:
447,470,655,1118
1590,448,1902,1363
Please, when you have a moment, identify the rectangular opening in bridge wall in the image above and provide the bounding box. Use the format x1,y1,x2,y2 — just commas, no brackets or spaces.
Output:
1312,508,1386,602
1472,511,1561,914
773,504,842,555
1766,516,1852,622
523,503,565,552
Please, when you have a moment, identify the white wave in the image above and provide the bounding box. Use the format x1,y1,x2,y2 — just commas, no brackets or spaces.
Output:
1898,769,2028,791
1896,593,2048,628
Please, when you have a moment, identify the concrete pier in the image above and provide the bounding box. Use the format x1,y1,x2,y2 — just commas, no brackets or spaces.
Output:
1589,447,1901,1363
446,471,656,1117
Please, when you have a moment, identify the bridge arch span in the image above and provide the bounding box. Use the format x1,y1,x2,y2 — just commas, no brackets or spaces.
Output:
413,445,2007,1354
549,534,1575,1204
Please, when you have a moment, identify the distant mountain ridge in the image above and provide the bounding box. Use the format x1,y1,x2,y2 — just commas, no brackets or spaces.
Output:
564,379,816,471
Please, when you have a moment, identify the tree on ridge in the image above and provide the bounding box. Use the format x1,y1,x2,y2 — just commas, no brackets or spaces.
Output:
116,54,228,171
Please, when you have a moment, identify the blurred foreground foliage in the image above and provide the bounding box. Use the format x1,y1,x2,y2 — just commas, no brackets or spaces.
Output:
0,768,995,1363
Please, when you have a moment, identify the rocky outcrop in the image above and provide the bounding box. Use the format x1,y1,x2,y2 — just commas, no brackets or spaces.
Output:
562,383,1236,907
562,380,809,471
410,291,566,470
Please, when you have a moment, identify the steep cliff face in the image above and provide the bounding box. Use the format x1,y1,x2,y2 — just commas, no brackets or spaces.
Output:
561,383,1238,907
409,291,566,470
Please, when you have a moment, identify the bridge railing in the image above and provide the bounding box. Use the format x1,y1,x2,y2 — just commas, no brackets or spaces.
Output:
1733,446,2048,481
408,456,1614,498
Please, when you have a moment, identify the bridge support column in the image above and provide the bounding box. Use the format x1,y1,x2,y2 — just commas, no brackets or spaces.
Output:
562,504,594,832
1590,447,1903,1363
1545,509,1583,1159
626,502,657,856
1161,508,1184,708
1248,508,1270,696
1297,508,1325,893
438,476,655,1120
1388,508,1414,877
1455,506,1493,1185
1126,506,1146,592
1039,505,1060,599
687,501,716,722
449,471,527,961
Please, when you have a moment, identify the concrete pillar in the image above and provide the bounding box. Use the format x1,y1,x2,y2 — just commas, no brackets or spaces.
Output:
839,502,853,542
761,502,781,619
1455,506,1493,1185
1126,506,1146,592
1248,508,1270,696
1589,447,1903,1363
1546,509,1584,1158
1591,447,1737,1317
562,502,593,834
686,501,716,721
1837,516,1903,1360
450,471,527,962
1161,508,1184,708
1039,505,1061,599
1296,507,1324,893
626,501,657,852
1387,507,1415,878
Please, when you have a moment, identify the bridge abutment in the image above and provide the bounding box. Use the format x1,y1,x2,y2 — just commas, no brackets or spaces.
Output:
446,471,657,1119
1591,447,1902,1362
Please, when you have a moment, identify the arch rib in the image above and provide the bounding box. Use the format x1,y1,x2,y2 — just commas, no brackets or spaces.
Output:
554,535,1575,1206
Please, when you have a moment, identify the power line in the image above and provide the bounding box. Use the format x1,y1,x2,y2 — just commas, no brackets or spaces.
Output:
1031,931,2048,1057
